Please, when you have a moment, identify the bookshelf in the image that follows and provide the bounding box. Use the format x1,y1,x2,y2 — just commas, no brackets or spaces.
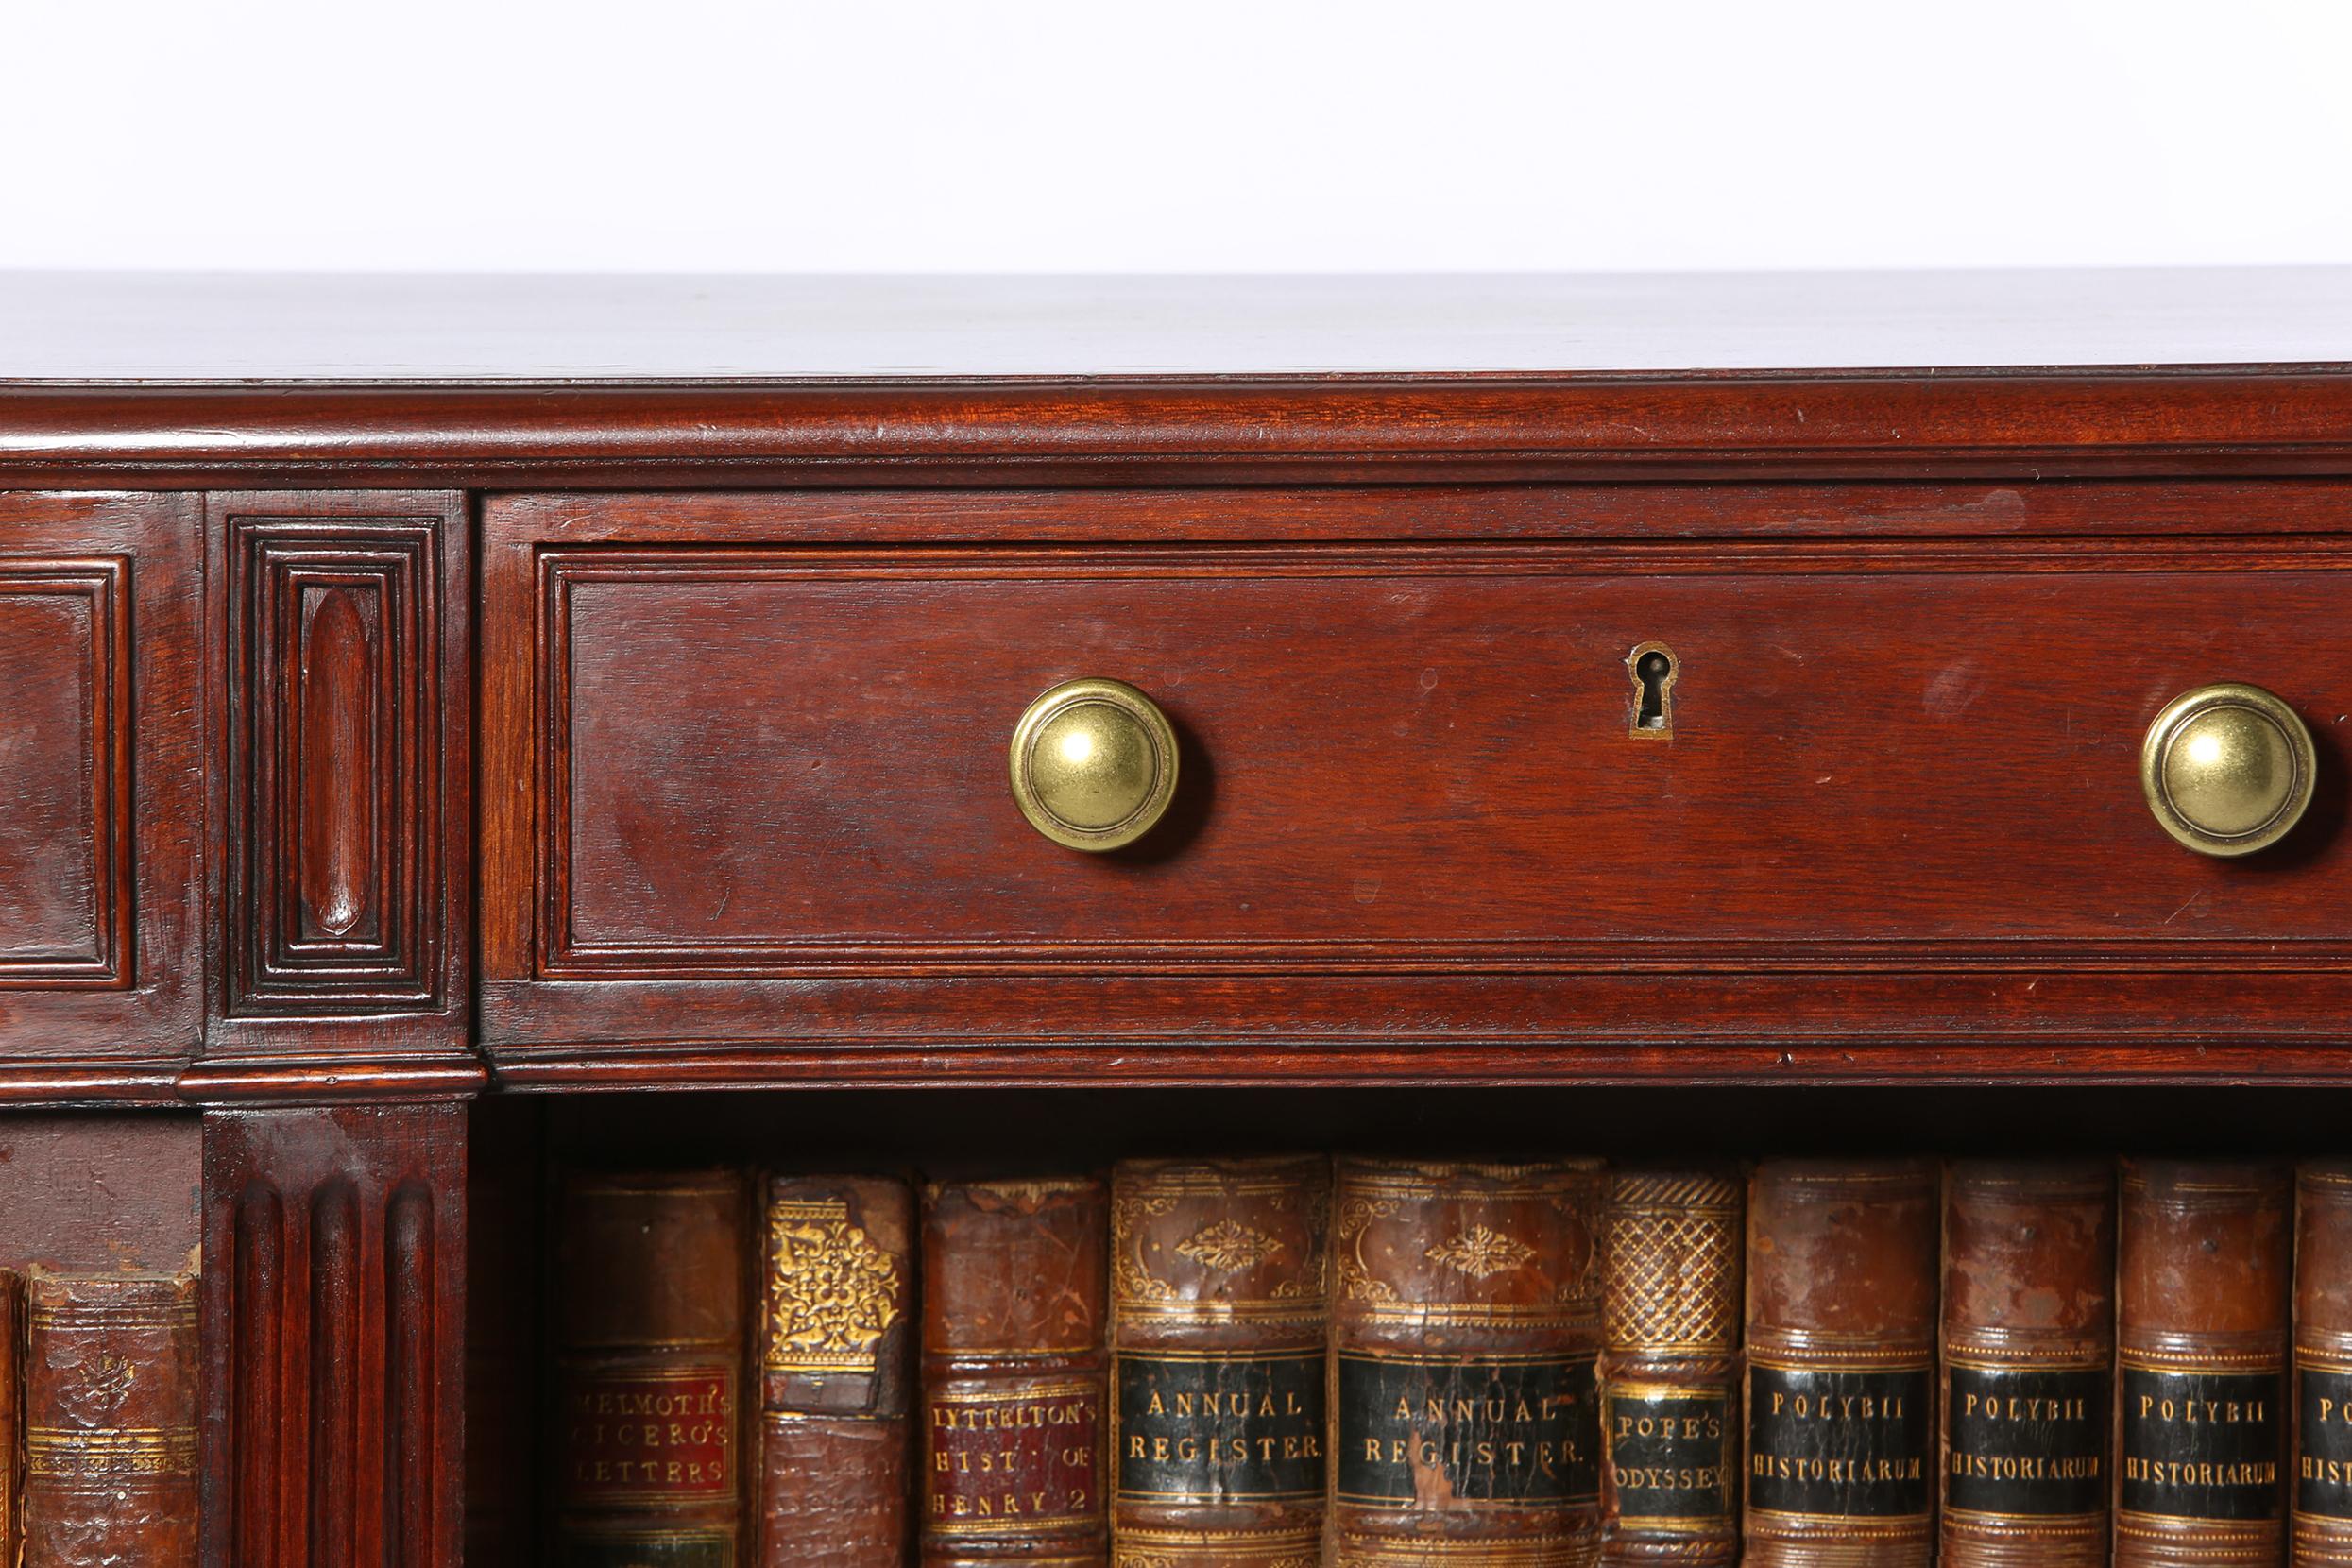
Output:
2,271,2350,1564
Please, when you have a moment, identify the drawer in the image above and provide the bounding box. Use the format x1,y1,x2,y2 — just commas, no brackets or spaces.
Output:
480,494,2352,1079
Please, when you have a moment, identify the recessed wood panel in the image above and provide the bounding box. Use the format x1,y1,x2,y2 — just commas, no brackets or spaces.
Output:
209,494,469,1050
0,560,127,980
538,542,2352,964
0,493,198,1090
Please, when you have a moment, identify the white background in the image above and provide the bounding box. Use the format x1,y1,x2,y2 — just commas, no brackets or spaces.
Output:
7,0,2350,273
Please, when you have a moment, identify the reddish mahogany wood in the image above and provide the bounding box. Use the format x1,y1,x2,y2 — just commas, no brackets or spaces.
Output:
488,476,2352,544
1,277,2348,1568
300,588,373,938
478,488,2352,1076
203,492,473,1074
11,371,2352,490
200,1104,467,1568
0,491,200,1094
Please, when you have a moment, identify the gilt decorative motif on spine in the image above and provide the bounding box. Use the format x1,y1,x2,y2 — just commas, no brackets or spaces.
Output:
1111,1157,1331,1568
1332,1158,1606,1568
22,1270,199,1568
759,1175,915,1568
1598,1165,1743,1568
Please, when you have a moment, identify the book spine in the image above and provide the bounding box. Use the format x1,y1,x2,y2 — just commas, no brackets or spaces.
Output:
2294,1162,2352,1566
1743,1159,1938,1568
2117,1158,2289,1568
757,1174,915,1568
922,1176,1110,1568
1331,1157,1607,1568
1110,1155,1330,1568
1598,1165,1743,1568
1939,1159,2114,1568
554,1169,749,1568
21,1270,199,1568
0,1270,19,1568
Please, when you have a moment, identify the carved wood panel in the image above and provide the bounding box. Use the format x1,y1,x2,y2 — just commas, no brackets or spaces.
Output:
200,1104,466,1568
207,493,470,1062
0,556,129,982
0,493,200,1092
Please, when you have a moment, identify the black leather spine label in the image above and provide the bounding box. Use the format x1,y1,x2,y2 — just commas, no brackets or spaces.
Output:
1605,1385,1732,1521
2118,1367,2282,1521
1745,1363,1932,1518
1943,1365,2108,1516
1335,1351,1600,1505
2297,1364,2352,1517
1114,1350,1325,1502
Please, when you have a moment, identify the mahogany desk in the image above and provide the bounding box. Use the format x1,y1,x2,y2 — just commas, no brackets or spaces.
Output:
3,269,2350,1563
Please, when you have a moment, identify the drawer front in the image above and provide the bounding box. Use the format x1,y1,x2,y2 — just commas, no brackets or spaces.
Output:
481,495,2352,1077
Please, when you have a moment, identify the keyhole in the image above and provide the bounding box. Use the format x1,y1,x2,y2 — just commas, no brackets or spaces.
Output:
1628,644,1677,737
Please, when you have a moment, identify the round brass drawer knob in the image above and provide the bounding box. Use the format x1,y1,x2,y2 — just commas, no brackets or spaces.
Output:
1009,677,1179,852
2140,682,2316,857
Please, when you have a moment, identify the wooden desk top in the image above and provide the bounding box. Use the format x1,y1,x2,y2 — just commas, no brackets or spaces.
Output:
4,268,2350,382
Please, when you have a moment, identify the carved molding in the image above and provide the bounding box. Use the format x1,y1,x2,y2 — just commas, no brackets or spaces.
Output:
0,556,130,985
211,494,469,1045
202,1105,465,1568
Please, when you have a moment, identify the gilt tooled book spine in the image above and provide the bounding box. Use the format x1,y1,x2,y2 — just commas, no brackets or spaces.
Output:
757,1174,915,1568
21,1270,199,1568
2116,1159,2290,1568
1743,1159,1938,1568
554,1170,749,1568
1332,1157,1607,1568
2295,1163,2352,1568
1598,1165,1743,1568
1110,1156,1331,1568
922,1175,1110,1568
1939,1159,2114,1568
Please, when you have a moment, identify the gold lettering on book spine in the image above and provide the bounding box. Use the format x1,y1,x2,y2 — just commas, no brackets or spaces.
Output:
764,1198,901,1372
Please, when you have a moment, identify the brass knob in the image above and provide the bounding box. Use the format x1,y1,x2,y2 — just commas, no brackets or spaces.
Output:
1009,678,1179,851
2140,682,2316,856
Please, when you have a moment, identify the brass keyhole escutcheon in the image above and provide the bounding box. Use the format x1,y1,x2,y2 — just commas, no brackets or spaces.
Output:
1009,677,1179,852
2140,682,2316,857
1628,642,1677,737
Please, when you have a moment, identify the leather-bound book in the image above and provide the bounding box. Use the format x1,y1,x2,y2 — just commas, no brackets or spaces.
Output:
21,1270,199,1568
2299,1163,2352,1566
1743,1159,1937,1568
1598,1165,1743,1567
1940,1160,2114,1568
1332,1158,1607,1568
554,1169,749,1568
0,1270,20,1568
1110,1156,1331,1568
758,1174,915,1568
922,1175,1111,1567
2117,1158,2290,1568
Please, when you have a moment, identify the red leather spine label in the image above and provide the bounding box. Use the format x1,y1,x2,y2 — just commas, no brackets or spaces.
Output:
562,1367,739,1503
925,1377,1103,1534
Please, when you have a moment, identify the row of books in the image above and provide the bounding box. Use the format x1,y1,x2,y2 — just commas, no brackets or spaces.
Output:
0,1270,198,1568
553,1155,2340,1568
